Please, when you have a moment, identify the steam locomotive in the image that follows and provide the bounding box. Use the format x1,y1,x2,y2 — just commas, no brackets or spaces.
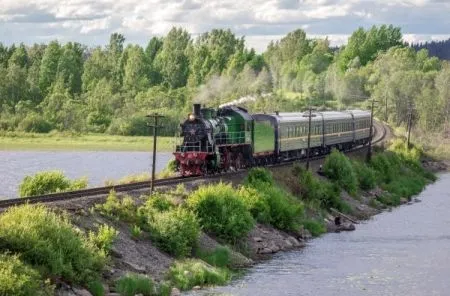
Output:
173,103,371,176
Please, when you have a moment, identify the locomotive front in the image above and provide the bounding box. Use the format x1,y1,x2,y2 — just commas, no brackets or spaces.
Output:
174,104,218,176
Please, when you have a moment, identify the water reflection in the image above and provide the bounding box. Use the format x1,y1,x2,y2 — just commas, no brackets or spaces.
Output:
0,151,172,198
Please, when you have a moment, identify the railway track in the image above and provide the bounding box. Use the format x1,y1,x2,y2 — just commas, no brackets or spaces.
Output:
0,121,388,209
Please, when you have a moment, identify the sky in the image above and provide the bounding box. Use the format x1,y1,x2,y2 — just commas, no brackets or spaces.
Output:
1,0,449,52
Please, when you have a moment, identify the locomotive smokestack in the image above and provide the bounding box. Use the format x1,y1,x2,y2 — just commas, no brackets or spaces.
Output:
193,104,201,117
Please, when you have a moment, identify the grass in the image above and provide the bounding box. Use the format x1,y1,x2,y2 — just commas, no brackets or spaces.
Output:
167,259,230,291
115,273,155,296
0,131,175,151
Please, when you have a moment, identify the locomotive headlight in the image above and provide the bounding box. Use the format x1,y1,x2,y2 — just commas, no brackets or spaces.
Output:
188,113,196,121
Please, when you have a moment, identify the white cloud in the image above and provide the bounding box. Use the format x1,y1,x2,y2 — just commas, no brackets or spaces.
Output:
0,0,449,50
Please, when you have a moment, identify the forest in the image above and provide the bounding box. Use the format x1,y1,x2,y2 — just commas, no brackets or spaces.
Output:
412,39,450,61
0,25,449,139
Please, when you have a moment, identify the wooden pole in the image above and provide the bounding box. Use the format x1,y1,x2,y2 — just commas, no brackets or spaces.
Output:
366,98,375,163
306,106,312,170
147,113,165,194
407,105,413,150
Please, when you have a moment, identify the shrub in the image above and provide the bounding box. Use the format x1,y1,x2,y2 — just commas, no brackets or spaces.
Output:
18,113,53,133
0,253,52,296
323,149,358,195
142,194,174,213
87,280,105,296
187,183,255,243
88,224,119,254
302,219,326,237
294,165,348,212
107,115,149,136
0,204,105,284
244,168,274,186
262,186,303,232
370,153,395,183
196,246,231,268
146,208,200,257
167,259,229,291
131,224,143,239
19,170,87,197
95,191,137,222
115,273,155,296
352,161,377,190
237,186,271,224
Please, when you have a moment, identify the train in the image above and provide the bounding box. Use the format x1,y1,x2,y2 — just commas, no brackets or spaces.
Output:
173,103,372,176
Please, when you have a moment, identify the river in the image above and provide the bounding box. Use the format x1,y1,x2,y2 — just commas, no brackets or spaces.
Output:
0,151,172,199
192,173,450,296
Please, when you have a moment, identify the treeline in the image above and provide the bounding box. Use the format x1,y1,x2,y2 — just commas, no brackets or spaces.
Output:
411,39,450,61
0,25,449,136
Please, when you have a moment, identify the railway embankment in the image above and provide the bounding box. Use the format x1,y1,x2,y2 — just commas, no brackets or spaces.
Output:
0,139,446,296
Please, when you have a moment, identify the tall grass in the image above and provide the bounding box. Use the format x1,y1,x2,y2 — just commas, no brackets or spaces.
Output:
115,273,155,296
167,259,229,291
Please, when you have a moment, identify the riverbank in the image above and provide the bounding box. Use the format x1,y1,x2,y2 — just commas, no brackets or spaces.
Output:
0,141,445,296
0,131,174,151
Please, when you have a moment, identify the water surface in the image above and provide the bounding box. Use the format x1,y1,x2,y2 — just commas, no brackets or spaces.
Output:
0,151,172,199
192,173,450,296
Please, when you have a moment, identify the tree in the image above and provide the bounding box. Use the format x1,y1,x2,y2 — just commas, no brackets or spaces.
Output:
8,43,28,68
39,41,62,96
57,42,84,94
155,27,191,88
338,25,403,71
123,45,149,92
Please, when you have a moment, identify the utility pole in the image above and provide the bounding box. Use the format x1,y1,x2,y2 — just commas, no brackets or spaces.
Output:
406,105,413,150
146,113,165,194
366,98,377,163
303,106,316,170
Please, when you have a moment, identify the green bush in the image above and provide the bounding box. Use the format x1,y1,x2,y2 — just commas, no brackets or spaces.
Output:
187,183,255,243
262,186,303,232
19,170,88,197
0,204,105,285
323,149,358,195
18,113,53,133
196,246,231,268
244,168,274,186
107,115,149,136
237,186,271,224
294,165,349,212
302,219,326,237
87,280,105,296
142,194,174,213
167,259,229,291
0,253,52,296
115,273,155,296
95,191,137,222
88,224,119,254
352,161,377,190
146,208,200,257
370,153,395,183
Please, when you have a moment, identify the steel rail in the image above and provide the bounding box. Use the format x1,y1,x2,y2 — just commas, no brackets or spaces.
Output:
0,122,387,209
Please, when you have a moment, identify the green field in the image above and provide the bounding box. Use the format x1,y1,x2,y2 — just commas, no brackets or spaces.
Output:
0,132,176,152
